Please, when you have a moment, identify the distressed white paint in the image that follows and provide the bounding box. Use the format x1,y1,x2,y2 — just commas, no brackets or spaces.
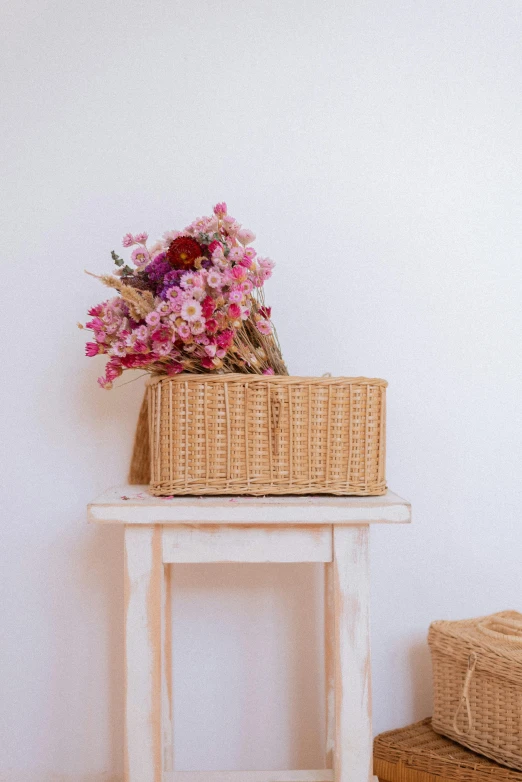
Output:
162,563,174,773
124,525,162,782
333,526,372,782
166,772,334,782
324,562,335,770
88,487,411,526
162,525,332,564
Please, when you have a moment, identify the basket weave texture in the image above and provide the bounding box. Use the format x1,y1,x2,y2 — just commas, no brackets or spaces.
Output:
374,718,522,782
428,611,522,771
148,374,387,496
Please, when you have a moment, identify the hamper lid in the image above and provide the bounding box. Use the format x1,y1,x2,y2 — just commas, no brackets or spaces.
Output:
374,719,522,781
429,611,522,666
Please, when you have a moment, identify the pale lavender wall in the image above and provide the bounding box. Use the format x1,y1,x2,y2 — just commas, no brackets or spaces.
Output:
2,0,522,778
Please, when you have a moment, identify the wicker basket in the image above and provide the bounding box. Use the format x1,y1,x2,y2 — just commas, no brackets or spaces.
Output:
428,611,522,771
374,718,522,782
148,374,387,496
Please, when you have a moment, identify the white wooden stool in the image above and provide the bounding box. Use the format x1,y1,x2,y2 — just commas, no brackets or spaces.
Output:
88,487,410,782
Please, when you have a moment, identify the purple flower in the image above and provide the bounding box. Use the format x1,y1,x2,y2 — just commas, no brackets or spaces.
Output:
144,253,170,282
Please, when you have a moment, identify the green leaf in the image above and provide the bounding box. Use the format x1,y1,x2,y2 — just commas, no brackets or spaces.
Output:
120,265,133,276
111,250,124,267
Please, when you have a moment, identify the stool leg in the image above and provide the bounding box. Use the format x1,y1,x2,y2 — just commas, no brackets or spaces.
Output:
325,561,335,769
162,563,173,772
124,525,164,782
333,524,372,782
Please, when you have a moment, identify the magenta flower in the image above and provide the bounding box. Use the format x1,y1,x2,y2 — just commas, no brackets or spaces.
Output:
213,202,227,217
85,342,100,357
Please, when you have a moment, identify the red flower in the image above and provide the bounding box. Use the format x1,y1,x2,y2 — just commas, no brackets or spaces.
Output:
259,306,271,319
217,329,234,349
201,296,215,319
228,303,241,319
166,236,202,270
150,327,171,343
201,357,215,369
166,362,184,375
205,318,218,334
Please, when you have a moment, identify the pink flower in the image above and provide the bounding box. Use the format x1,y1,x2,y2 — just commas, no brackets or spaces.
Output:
177,323,191,340
135,325,148,340
256,318,272,335
229,247,244,262
134,341,149,353
163,230,181,245
208,240,221,254
166,287,182,302
106,358,123,381
88,304,103,316
98,376,113,390
232,265,246,281
94,331,106,343
109,341,127,357
240,279,253,294
180,271,198,290
239,254,253,269
222,215,240,234
228,303,241,319
131,246,150,268
263,367,275,375
146,311,161,327
213,202,227,217
205,317,218,333
85,342,100,357
122,233,135,247
134,232,148,244
258,256,275,270
191,319,206,335
152,341,172,356
206,270,222,288
157,301,170,316
228,288,243,304
205,344,217,358
237,228,255,246
216,348,226,358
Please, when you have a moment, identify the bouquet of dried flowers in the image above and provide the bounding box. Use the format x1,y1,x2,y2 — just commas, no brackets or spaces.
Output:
82,203,287,388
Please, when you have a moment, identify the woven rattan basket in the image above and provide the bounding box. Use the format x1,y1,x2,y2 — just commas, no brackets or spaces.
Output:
374,718,522,782
428,611,522,771
148,374,387,496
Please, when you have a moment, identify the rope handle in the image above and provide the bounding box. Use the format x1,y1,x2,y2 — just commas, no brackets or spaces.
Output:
452,652,478,736
477,614,522,642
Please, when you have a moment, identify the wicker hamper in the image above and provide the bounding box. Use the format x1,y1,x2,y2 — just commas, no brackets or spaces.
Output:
148,374,387,496
428,611,522,771
374,718,522,782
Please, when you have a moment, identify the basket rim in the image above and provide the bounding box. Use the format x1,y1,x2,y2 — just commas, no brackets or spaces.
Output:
148,373,388,387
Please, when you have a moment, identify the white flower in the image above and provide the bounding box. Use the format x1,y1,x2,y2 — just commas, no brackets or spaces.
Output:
190,319,206,335
181,299,202,322
192,287,205,301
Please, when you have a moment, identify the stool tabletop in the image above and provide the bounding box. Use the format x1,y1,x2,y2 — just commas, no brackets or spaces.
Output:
88,485,411,525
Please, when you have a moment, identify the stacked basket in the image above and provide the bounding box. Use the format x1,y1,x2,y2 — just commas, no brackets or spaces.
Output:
374,611,522,782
